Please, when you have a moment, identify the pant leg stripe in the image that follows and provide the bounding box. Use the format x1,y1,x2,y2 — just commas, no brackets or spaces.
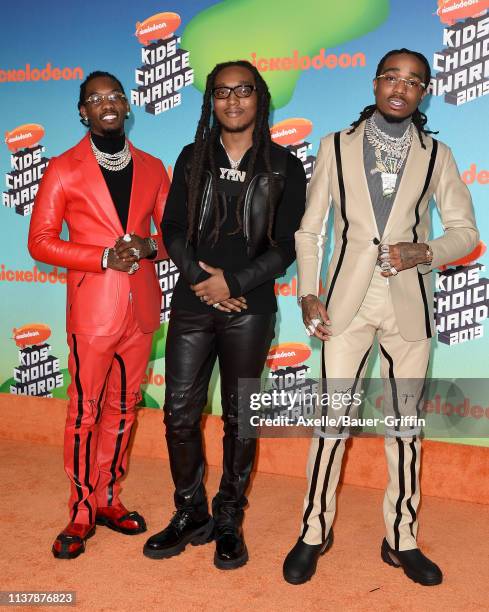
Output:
307,348,338,542
301,437,325,540
107,353,127,506
320,346,329,432
319,438,342,542
415,360,429,418
393,437,406,551
339,346,371,436
71,433,83,522
406,436,417,537
379,344,401,433
83,431,94,524
72,334,84,430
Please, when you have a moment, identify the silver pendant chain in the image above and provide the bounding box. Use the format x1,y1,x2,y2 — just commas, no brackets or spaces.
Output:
220,137,244,170
90,136,132,172
365,114,412,176
365,114,413,197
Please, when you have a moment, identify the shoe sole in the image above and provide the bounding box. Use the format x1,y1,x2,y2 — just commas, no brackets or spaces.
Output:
52,526,96,560
143,519,214,560
213,545,249,570
95,516,147,536
380,541,442,586
283,531,334,585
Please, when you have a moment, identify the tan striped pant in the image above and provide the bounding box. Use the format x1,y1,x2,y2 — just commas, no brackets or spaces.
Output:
300,270,429,551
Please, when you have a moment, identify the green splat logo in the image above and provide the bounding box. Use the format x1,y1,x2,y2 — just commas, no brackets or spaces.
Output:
182,0,390,108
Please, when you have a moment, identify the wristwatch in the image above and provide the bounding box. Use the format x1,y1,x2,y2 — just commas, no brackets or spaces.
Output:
101,247,110,270
424,245,433,264
146,237,158,258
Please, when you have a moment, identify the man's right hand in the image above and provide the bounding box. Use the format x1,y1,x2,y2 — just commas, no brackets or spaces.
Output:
213,297,248,313
106,248,138,273
301,295,332,341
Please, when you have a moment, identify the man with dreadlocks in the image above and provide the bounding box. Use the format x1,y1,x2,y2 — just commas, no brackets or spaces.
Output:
143,60,306,569
283,49,478,586
29,71,169,558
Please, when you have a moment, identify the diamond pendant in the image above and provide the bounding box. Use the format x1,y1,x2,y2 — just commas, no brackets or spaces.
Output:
381,172,397,198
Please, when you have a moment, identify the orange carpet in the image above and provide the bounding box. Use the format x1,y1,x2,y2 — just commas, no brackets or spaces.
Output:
1,438,488,611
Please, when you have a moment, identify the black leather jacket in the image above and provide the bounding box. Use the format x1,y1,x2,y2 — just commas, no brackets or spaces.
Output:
162,142,306,297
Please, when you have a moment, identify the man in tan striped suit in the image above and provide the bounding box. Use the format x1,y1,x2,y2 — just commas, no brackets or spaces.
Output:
283,49,478,586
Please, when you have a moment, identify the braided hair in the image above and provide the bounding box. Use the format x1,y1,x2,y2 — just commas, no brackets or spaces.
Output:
186,60,277,245
348,48,438,149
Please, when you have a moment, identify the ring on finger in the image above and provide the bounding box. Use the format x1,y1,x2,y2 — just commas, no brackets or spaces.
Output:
128,262,139,275
131,247,141,260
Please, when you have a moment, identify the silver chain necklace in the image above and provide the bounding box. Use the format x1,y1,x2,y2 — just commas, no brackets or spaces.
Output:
90,136,132,172
365,114,412,197
220,137,244,170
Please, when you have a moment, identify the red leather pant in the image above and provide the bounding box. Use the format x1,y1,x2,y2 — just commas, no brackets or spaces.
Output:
65,298,153,524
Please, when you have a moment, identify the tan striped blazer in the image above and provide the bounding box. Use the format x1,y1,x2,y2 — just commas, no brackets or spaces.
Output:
295,121,479,341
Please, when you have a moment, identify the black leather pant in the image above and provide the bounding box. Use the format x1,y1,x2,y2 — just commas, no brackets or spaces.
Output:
164,308,275,523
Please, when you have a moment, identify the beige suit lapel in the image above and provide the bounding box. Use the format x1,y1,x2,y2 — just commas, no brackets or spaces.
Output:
342,122,380,238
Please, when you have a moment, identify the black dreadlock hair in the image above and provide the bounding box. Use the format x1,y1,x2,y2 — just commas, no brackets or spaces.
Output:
186,60,278,246
348,48,438,149
77,71,126,126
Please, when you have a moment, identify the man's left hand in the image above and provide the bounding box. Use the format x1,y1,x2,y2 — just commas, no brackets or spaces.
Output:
191,262,231,304
114,234,153,262
379,242,429,277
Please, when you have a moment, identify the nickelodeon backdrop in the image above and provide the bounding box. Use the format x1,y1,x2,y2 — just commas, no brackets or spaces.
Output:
1,0,488,447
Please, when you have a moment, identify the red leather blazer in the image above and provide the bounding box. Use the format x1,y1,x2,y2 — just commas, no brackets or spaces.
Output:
28,134,170,335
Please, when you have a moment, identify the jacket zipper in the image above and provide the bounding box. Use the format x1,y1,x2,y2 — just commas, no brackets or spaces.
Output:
198,171,212,234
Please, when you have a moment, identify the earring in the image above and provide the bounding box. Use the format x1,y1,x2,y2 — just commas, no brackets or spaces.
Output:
125,112,130,118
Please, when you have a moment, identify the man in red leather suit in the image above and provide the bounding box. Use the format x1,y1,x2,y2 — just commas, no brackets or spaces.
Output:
28,71,169,559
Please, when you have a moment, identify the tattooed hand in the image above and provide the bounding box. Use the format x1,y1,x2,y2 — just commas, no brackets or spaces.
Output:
378,242,430,277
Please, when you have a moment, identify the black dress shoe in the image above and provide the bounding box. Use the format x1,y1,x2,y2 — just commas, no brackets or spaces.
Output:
381,538,443,586
283,529,334,585
143,510,214,559
214,526,248,570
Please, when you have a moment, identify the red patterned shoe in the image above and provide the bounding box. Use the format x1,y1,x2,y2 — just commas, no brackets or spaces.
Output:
52,522,96,559
96,503,147,535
